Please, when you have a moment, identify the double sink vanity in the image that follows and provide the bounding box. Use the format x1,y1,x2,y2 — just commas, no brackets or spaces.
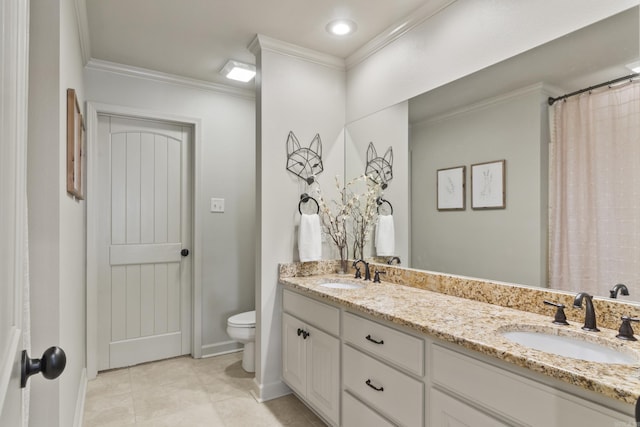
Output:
279,261,640,426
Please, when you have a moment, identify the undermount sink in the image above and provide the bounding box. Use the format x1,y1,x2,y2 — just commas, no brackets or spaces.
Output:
501,328,638,364
318,282,364,290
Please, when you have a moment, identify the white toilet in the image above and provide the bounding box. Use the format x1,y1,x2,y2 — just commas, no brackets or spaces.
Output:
227,310,256,373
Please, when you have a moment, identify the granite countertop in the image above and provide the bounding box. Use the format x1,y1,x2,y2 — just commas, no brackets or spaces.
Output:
279,273,640,406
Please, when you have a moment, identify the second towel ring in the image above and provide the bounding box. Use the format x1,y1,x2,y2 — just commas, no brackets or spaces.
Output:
376,197,393,215
299,193,320,215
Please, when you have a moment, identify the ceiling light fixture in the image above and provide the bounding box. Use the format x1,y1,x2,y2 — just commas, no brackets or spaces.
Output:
326,19,357,36
220,60,256,83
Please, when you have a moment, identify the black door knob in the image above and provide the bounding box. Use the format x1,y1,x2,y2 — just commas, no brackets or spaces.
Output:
181,249,189,257
21,346,66,388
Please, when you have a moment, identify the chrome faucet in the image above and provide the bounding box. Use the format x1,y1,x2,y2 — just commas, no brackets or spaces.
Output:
610,283,630,299
573,292,600,332
353,259,371,281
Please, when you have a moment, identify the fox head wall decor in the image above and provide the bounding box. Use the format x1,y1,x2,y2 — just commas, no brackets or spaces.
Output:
365,142,393,189
286,131,324,185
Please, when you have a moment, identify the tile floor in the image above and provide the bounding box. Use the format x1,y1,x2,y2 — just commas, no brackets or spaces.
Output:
83,352,326,426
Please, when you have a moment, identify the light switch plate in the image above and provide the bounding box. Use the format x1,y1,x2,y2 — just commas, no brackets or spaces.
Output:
210,198,225,213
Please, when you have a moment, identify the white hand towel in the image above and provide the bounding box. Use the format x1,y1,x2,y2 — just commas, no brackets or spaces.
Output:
375,215,395,256
299,213,322,262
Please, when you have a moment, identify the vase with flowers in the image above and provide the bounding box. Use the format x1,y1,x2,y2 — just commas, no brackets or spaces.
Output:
315,174,381,273
351,177,382,260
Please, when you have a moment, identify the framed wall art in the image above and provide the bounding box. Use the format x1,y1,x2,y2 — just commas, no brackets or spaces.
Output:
471,160,505,209
66,88,85,199
437,165,465,211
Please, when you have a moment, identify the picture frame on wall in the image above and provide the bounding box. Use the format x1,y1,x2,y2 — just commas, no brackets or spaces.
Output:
471,160,505,209
66,88,85,200
437,165,465,211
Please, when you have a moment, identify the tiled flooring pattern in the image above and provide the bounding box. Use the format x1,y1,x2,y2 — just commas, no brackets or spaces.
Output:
83,352,326,426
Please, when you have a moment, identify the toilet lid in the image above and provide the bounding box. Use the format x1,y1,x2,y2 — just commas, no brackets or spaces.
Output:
228,310,255,327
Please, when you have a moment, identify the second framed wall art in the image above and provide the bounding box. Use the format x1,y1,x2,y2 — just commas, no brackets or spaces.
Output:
471,160,505,209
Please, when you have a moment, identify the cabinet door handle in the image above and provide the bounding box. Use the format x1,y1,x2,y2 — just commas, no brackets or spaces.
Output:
365,379,384,392
302,330,310,339
297,328,303,337
365,334,384,345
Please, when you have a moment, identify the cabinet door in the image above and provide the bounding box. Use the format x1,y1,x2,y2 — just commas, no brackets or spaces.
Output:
307,324,340,425
282,313,306,396
430,389,510,427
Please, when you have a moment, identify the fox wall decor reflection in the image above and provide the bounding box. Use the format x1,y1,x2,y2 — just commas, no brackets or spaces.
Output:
365,142,393,189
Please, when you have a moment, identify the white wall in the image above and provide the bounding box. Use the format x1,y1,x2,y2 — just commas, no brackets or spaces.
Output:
28,0,86,425
84,66,256,355
410,86,548,287
252,37,346,400
346,0,639,122
345,102,409,263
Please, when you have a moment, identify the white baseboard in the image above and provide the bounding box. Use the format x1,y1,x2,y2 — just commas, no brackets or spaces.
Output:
200,340,243,358
73,368,87,427
251,378,291,402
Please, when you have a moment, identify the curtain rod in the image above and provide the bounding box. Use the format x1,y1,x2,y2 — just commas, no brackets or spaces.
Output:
547,73,640,106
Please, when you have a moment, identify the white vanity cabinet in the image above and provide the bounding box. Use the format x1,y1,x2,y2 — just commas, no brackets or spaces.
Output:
429,343,635,427
342,311,425,427
282,290,340,425
281,285,636,427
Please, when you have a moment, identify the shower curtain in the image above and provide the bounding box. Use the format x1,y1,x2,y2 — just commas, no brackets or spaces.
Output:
549,81,640,299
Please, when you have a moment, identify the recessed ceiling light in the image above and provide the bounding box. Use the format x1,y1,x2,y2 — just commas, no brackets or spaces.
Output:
220,60,256,83
326,19,357,36
626,60,640,73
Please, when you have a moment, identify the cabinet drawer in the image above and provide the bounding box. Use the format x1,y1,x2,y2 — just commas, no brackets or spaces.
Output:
431,344,633,427
343,392,394,427
343,311,424,376
429,388,509,427
283,289,339,336
343,345,423,427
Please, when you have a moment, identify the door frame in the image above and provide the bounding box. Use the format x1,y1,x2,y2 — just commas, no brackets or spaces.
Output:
85,102,203,379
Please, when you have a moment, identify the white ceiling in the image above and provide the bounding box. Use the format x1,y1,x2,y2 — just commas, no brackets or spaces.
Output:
85,0,438,88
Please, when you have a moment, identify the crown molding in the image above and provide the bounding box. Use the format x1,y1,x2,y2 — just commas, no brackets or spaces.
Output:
85,59,255,100
412,82,548,127
74,0,91,65
248,34,345,70
346,0,457,69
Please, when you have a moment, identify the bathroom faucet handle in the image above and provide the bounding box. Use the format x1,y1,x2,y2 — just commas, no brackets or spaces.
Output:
354,266,362,279
616,316,640,341
543,300,570,325
373,270,386,283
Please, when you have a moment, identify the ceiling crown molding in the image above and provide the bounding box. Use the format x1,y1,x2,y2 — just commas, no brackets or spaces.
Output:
85,59,255,100
249,34,345,70
412,82,548,127
346,0,457,69
75,0,91,64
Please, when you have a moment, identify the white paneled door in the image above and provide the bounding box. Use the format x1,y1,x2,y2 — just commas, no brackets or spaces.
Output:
97,115,192,370
0,0,29,425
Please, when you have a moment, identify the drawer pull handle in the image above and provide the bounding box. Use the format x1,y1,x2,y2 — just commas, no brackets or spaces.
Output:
365,379,384,392
365,335,384,345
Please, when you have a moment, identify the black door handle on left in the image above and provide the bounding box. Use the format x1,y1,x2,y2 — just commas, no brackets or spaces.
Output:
21,346,66,388
181,249,189,257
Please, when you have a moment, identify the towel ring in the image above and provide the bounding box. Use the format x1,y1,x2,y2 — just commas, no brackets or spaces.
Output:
299,193,320,215
376,197,393,215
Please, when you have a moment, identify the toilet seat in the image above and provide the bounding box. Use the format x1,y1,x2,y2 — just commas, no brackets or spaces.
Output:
227,310,255,328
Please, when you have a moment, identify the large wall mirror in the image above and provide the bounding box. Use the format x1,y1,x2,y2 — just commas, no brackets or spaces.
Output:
345,7,640,300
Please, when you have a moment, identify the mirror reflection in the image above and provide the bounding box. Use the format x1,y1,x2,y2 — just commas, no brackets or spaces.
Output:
345,7,640,301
